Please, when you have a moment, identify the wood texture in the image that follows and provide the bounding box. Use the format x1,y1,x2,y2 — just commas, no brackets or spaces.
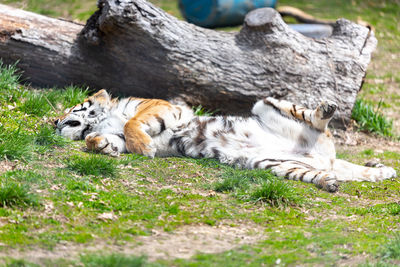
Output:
0,0,377,128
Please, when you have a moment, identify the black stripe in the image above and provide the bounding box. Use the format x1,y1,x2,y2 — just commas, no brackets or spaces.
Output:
80,125,91,140
100,143,111,151
176,106,182,120
298,170,307,181
116,133,125,141
264,163,281,169
169,136,186,156
310,172,322,183
254,158,282,169
123,99,131,115
286,160,315,169
301,111,306,121
284,167,298,178
156,116,166,133
194,119,207,145
73,107,87,112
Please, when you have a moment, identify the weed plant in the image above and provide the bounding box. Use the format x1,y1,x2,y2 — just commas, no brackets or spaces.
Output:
380,234,400,260
0,126,35,161
214,168,302,207
0,180,39,208
0,62,25,103
66,154,119,177
248,178,299,206
352,99,395,138
35,124,70,148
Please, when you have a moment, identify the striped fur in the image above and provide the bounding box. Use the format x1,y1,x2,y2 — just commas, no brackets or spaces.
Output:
55,89,193,157
56,91,397,192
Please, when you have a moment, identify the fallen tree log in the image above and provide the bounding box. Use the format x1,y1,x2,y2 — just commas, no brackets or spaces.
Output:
0,0,376,128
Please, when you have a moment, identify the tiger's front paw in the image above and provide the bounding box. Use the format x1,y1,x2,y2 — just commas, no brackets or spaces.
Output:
318,175,339,193
85,132,121,157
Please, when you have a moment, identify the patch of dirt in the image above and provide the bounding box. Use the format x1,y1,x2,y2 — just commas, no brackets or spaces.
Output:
0,222,266,264
133,223,265,260
333,127,400,153
336,254,372,267
0,160,17,174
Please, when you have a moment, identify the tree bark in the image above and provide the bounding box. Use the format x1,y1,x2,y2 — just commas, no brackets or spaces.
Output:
0,0,376,128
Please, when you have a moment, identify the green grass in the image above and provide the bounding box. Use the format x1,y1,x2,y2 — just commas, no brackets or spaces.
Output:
0,181,39,208
80,253,147,267
351,203,400,216
352,99,395,137
65,154,119,177
380,234,400,260
0,126,36,161
0,62,25,103
247,178,300,206
214,168,302,207
4,258,40,267
35,124,70,149
193,105,216,116
362,234,400,267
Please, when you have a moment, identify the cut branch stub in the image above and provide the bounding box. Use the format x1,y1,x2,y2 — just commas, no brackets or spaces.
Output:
244,7,280,30
0,0,377,128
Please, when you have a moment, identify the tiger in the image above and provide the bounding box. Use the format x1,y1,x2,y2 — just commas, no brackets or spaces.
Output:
55,89,397,192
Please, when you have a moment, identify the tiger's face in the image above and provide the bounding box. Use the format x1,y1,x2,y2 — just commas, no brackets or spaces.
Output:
55,90,111,140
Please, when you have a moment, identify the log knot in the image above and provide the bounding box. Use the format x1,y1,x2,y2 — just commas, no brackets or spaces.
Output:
243,8,286,33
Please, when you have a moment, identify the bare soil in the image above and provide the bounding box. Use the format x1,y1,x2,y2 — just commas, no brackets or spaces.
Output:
0,222,266,263
334,126,400,153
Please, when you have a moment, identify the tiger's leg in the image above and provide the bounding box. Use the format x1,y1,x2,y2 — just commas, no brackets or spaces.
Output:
251,158,339,192
85,132,127,157
263,97,337,131
332,159,396,182
124,103,190,157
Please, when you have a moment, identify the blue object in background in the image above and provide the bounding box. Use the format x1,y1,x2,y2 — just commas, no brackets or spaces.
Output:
179,0,277,28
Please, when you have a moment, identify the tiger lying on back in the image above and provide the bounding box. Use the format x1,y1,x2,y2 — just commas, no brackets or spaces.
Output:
55,90,397,192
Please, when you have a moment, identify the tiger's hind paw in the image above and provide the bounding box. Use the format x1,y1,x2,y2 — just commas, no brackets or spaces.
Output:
317,100,337,120
379,166,397,180
364,161,397,181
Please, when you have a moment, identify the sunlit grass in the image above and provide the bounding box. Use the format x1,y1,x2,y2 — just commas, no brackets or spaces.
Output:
352,99,395,138
214,168,302,207
0,180,40,208
66,154,119,177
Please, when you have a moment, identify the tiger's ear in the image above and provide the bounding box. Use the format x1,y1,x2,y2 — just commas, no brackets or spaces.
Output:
88,89,111,106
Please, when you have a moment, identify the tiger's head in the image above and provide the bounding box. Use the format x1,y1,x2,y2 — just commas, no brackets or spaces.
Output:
55,89,112,140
